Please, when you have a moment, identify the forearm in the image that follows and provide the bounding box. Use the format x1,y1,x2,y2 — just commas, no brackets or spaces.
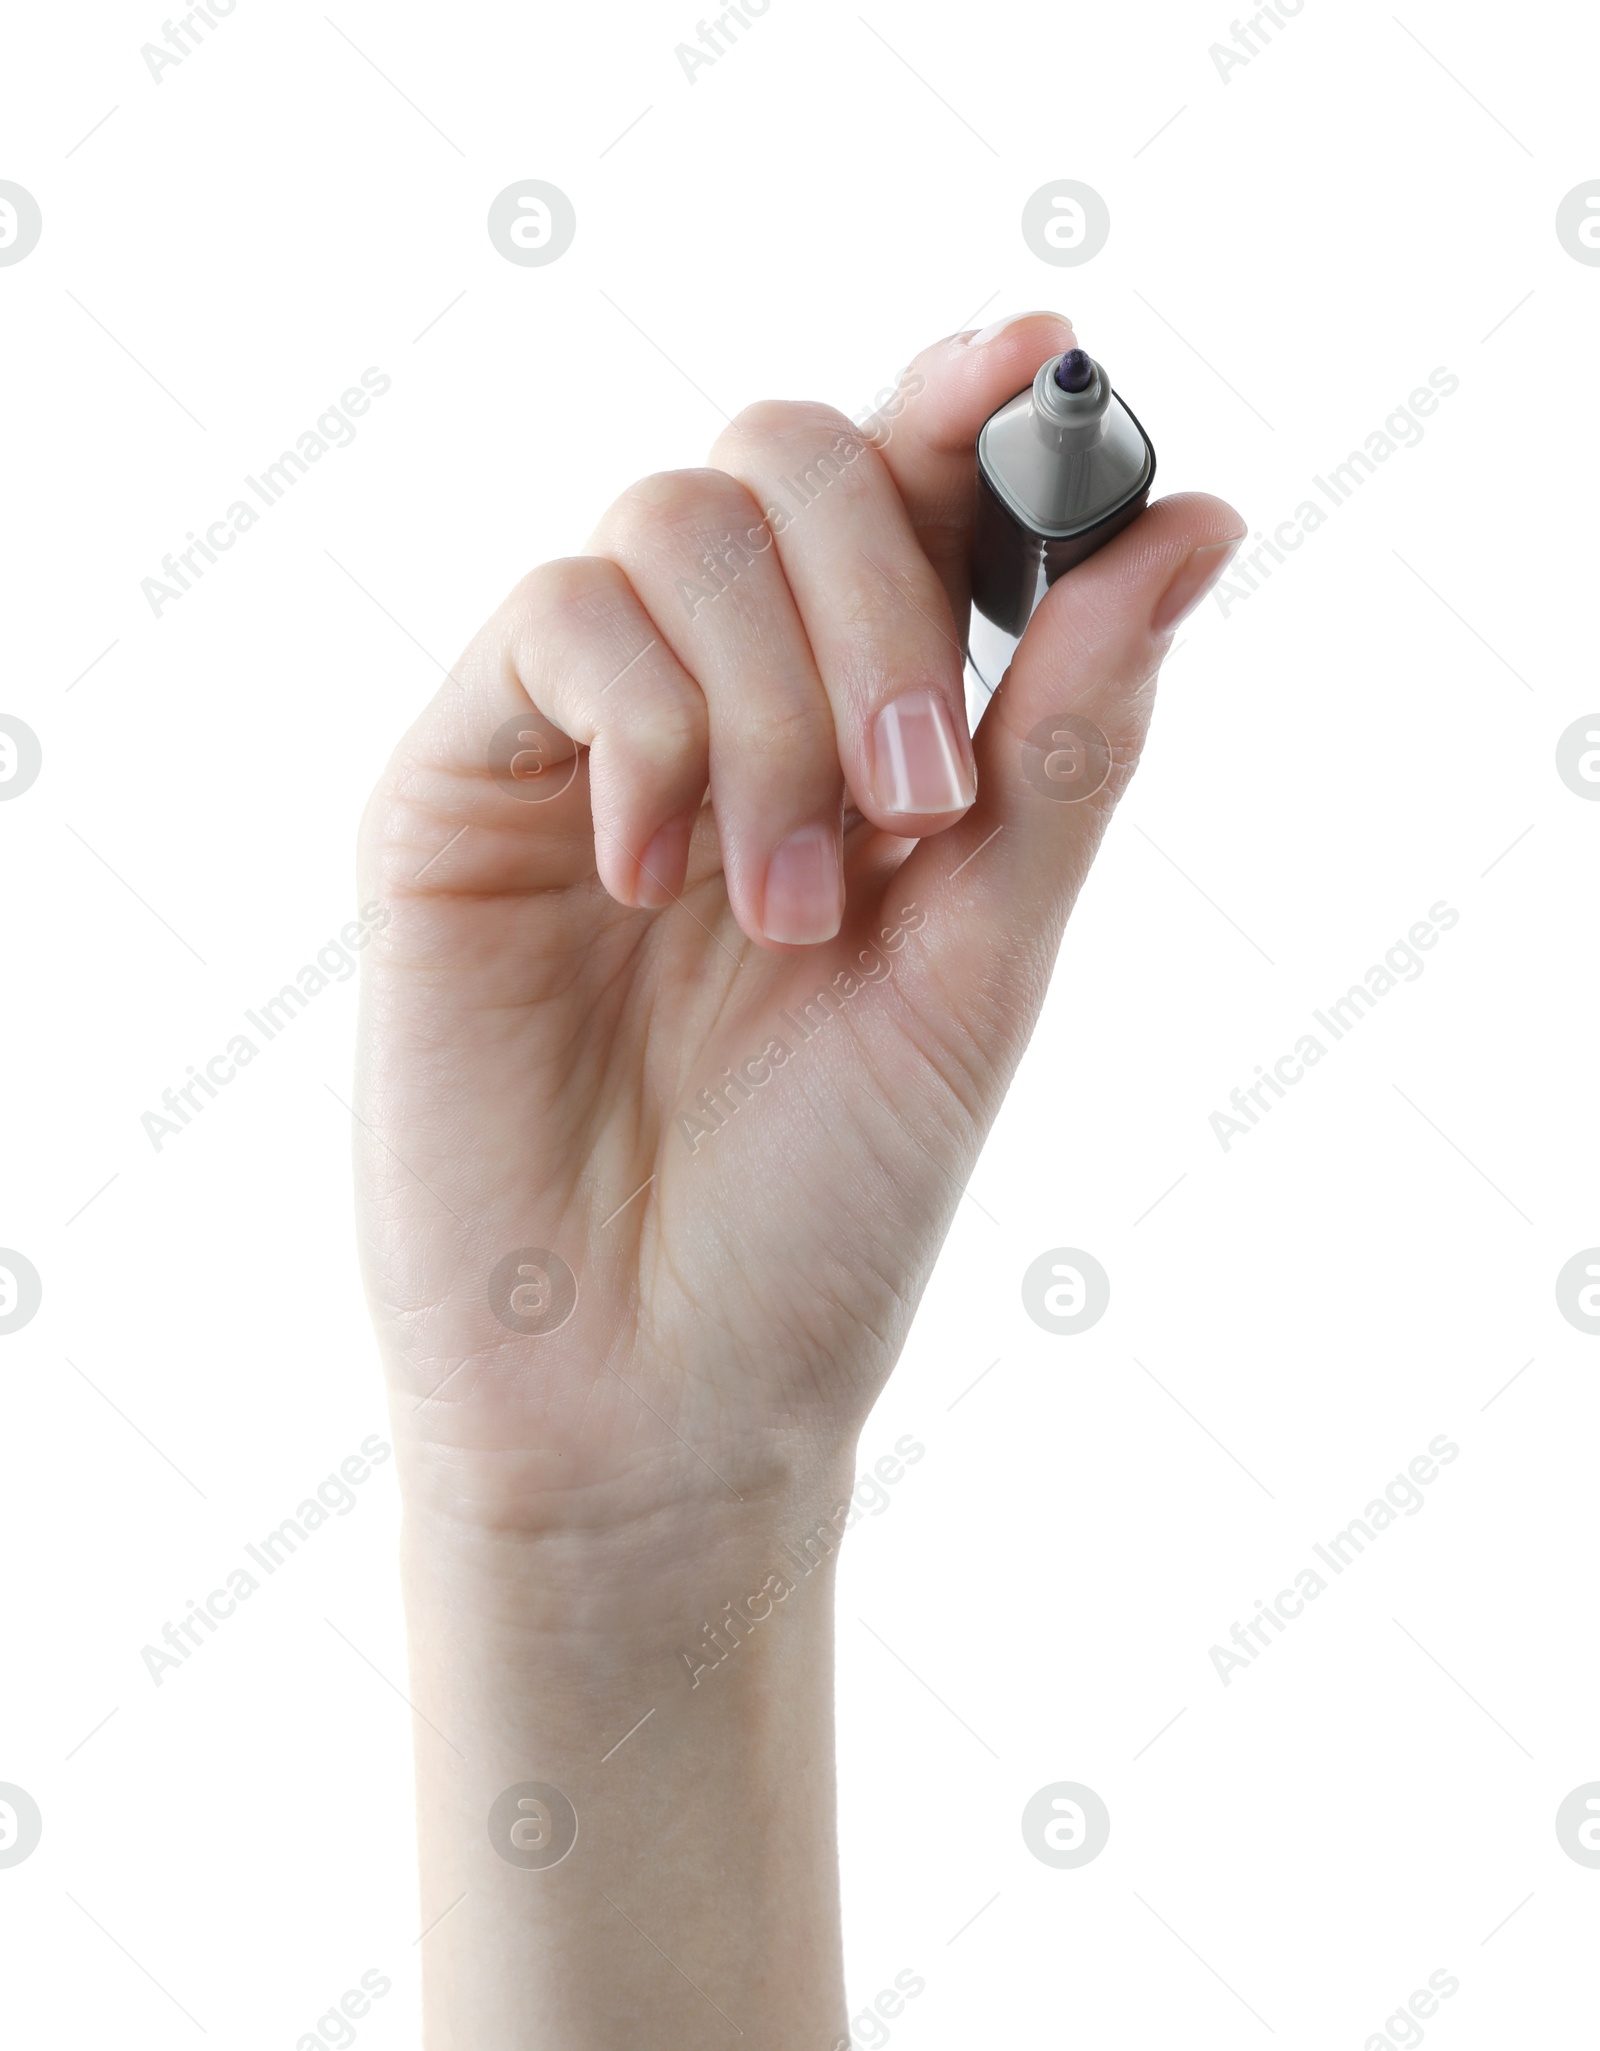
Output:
399,1479,853,2050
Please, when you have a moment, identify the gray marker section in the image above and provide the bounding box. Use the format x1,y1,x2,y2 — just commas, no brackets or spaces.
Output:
965,352,1155,719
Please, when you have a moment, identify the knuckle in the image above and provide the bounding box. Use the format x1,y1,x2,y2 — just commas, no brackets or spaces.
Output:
613,467,761,542
838,576,914,641
841,564,953,651
602,686,706,773
733,686,833,765
510,554,622,640
720,403,880,502
723,397,856,449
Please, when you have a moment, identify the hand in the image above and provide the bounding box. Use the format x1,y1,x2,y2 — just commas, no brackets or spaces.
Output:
354,312,1240,1538
352,313,1241,2050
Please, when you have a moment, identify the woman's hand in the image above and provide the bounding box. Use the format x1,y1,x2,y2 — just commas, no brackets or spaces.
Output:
355,312,1240,1536
352,312,1241,2050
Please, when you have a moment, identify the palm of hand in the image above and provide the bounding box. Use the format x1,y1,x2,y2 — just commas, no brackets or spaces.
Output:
357,801,1035,1535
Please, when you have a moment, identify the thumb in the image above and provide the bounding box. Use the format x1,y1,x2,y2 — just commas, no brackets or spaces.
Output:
893,491,1245,985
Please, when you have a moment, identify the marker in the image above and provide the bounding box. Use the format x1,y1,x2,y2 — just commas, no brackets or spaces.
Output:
965,347,1156,712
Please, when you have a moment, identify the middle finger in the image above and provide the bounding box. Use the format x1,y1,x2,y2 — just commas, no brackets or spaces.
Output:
712,400,978,836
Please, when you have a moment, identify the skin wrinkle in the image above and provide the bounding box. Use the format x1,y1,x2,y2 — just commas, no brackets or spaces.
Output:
820,910,999,1130
384,897,659,1100
653,1198,883,1406
797,1214,918,1374
836,575,955,657
797,1017,961,1213
856,1092,974,1254
870,961,997,1128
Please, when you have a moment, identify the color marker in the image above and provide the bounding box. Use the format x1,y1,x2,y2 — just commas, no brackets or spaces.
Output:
965,347,1156,712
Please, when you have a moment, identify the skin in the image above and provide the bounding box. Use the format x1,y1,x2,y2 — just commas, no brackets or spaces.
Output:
353,312,1243,2048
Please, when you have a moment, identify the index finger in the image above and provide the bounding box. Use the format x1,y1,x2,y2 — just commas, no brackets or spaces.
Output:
861,311,1077,629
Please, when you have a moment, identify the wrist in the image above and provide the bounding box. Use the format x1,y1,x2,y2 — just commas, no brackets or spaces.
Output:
388,1366,863,1589
396,1442,858,1653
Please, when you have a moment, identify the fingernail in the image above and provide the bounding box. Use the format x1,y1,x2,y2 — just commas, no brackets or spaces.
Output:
965,310,1067,348
635,813,693,907
872,691,976,817
761,824,844,945
1151,535,1248,634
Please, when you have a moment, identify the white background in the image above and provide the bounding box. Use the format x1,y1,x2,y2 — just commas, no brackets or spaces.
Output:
3,0,1598,2043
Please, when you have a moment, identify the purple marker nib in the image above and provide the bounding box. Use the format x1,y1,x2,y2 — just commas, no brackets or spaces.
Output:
1053,348,1095,394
